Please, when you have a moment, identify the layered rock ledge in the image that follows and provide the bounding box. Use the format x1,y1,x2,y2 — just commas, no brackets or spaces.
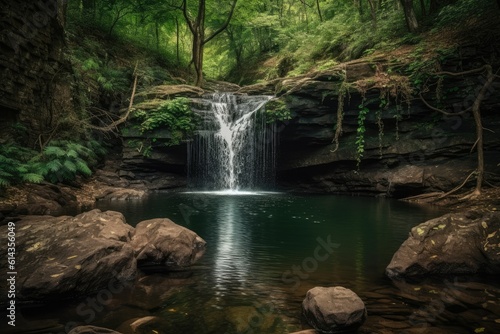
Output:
0,209,206,304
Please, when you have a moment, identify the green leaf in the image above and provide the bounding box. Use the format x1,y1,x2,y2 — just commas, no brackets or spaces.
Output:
75,159,92,176
63,160,77,173
44,146,66,157
46,160,63,172
0,177,11,187
22,173,44,183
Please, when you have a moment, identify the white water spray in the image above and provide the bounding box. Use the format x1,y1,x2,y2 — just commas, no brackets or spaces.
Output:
188,93,276,191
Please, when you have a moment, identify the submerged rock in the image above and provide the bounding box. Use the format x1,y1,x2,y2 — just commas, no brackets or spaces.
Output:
386,210,500,278
0,209,206,304
68,326,123,334
302,286,367,333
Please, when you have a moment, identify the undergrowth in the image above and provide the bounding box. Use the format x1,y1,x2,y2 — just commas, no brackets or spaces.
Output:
0,140,107,188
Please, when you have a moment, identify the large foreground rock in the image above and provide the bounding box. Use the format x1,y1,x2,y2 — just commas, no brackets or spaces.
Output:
386,210,500,278
0,209,206,304
302,286,367,333
131,219,206,269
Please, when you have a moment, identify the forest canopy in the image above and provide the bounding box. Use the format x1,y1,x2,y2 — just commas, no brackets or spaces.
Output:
69,0,498,85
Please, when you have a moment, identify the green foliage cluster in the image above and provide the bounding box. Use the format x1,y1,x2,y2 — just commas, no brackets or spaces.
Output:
67,0,188,70
283,9,405,77
436,0,493,27
129,98,198,156
0,145,44,187
133,98,196,140
65,0,499,85
264,99,292,123
0,141,106,188
70,42,131,99
355,104,370,168
40,140,106,183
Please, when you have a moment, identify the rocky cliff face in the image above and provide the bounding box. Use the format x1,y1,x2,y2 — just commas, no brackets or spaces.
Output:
0,0,71,145
238,50,500,197
120,48,500,197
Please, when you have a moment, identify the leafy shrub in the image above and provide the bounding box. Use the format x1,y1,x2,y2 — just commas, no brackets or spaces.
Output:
0,140,107,188
265,99,292,123
0,144,44,187
132,97,198,146
40,140,106,183
436,0,494,27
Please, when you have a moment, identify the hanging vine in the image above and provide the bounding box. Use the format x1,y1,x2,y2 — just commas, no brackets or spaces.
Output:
330,64,413,168
355,100,369,169
331,78,350,153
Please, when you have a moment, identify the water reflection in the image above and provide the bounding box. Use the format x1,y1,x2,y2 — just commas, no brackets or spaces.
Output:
213,197,252,294
90,193,455,333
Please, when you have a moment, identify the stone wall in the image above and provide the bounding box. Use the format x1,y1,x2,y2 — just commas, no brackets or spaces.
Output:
0,0,71,146
238,49,500,197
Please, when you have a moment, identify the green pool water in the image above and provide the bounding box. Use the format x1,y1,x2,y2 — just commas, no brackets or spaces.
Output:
12,192,500,334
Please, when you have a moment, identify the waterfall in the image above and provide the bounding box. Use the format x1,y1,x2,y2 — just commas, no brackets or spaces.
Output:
188,93,276,191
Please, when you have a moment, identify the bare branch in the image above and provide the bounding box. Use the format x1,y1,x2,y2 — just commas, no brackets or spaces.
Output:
203,0,238,45
419,93,471,116
437,170,476,199
434,65,490,77
470,137,479,153
182,0,195,34
87,62,139,132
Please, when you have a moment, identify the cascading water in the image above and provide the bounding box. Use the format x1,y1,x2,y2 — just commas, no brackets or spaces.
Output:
188,93,276,191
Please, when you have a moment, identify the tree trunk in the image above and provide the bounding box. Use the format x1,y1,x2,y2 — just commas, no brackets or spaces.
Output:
175,17,180,64
192,29,204,87
316,0,323,21
367,0,377,28
82,0,95,19
183,0,237,87
155,22,160,51
400,0,419,32
429,0,439,13
419,0,426,16
470,66,495,196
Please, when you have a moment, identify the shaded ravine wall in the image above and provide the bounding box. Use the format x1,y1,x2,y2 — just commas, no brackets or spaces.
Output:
121,51,500,197
240,56,500,197
0,0,72,146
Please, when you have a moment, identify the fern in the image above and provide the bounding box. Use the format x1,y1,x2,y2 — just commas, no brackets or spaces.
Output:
66,149,79,159
0,144,44,187
0,177,10,187
0,139,105,187
63,160,77,173
22,173,45,183
44,145,66,157
46,160,63,172
75,158,92,176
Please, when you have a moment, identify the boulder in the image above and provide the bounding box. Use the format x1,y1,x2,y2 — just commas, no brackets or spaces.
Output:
0,209,206,304
302,286,367,333
130,219,206,269
116,316,166,334
15,183,79,215
386,210,500,278
98,188,146,201
0,210,137,303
